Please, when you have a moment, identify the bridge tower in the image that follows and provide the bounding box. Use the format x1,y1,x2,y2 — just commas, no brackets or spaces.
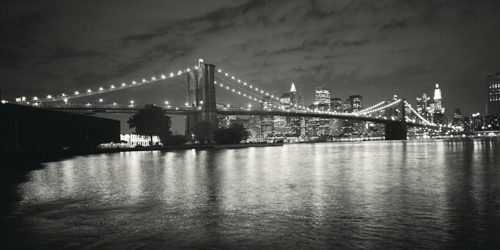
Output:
384,98,407,140
185,59,218,137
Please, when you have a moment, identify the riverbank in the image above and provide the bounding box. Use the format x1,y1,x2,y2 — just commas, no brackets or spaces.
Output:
0,142,285,164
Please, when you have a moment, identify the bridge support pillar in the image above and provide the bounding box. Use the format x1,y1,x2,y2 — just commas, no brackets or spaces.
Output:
185,60,218,140
385,122,407,140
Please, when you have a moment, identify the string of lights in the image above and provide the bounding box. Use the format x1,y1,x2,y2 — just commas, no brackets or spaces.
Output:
214,76,282,106
357,101,387,114
356,99,402,116
20,65,198,103
406,103,435,126
215,68,280,101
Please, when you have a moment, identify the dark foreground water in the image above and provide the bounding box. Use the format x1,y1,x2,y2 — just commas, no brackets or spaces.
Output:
2,139,500,249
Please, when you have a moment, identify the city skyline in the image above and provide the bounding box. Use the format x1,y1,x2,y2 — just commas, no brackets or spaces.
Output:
2,0,500,117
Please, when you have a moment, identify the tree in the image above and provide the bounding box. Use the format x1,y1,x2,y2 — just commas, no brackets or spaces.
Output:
193,121,215,143
127,105,171,146
213,123,250,144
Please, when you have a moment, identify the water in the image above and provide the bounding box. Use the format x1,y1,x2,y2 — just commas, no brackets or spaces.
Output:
3,139,500,249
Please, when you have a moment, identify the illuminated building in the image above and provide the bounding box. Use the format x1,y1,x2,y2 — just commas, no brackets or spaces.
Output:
314,85,331,108
416,93,430,115
296,88,305,109
349,95,363,112
343,99,352,113
260,95,272,109
433,84,445,114
289,83,298,107
487,73,500,116
330,98,343,112
120,134,161,147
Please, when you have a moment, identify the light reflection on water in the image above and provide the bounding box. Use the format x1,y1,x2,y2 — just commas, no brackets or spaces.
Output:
11,139,500,249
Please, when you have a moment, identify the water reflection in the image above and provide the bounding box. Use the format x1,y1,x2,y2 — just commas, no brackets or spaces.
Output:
11,139,500,249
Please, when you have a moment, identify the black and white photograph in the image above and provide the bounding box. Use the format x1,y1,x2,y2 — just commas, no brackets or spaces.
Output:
1,0,499,249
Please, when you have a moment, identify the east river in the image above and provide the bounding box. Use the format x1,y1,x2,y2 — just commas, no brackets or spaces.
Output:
2,139,500,249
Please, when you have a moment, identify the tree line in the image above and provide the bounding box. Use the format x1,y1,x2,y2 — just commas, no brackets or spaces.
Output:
127,105,249,146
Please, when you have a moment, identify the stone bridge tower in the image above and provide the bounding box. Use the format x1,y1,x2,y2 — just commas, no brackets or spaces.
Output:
185,59,218,137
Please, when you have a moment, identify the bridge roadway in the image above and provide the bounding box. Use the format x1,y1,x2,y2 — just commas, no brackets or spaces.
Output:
34,103,442,129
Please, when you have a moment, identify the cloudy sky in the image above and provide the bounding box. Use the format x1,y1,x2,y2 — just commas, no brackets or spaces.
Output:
2,0,500,131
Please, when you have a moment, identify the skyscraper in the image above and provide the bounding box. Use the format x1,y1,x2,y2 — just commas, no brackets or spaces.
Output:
314,85,331,108
349,95,363,112
416,93,430,115
330,98,343,112
433,84,444,114
487,73,500,116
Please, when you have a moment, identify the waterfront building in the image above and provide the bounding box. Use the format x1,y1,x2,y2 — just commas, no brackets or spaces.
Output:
487,72,500,116
120,134,161,147
0,103,119,154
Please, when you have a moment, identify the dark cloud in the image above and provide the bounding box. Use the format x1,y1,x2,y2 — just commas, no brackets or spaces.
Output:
1,0,500,119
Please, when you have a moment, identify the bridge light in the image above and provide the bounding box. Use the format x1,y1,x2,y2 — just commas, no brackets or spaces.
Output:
165,101,169,105
64,99,68,103
47,95,52,98
99,87,104,90
111,85,115,89
238,91,240,94
232,89,235,92
255,88,258,91
152,77,156,80
226,87,229,89
250,85,253,88
130,100,134,104
266,93,269,95
231,76,235,80
113,103,116,106
185,102,188,106
170,73,174,77
220,84,223,86
238,80,241,82
244,82,247,85
244,94,246,96
87,89,92,93
122,83,126,87
99,99,103,103
75,91,79,94
225,73,228,76
218,69,221,72
261,90,263,93
142,79,146,82
178,71,182,75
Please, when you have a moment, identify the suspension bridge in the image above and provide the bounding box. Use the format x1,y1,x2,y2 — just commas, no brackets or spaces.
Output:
15,59,445,140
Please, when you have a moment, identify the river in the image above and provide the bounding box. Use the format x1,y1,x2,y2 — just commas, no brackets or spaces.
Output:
2,139,500,249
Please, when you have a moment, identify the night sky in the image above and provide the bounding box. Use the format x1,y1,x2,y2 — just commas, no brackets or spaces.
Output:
2,0,500,133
